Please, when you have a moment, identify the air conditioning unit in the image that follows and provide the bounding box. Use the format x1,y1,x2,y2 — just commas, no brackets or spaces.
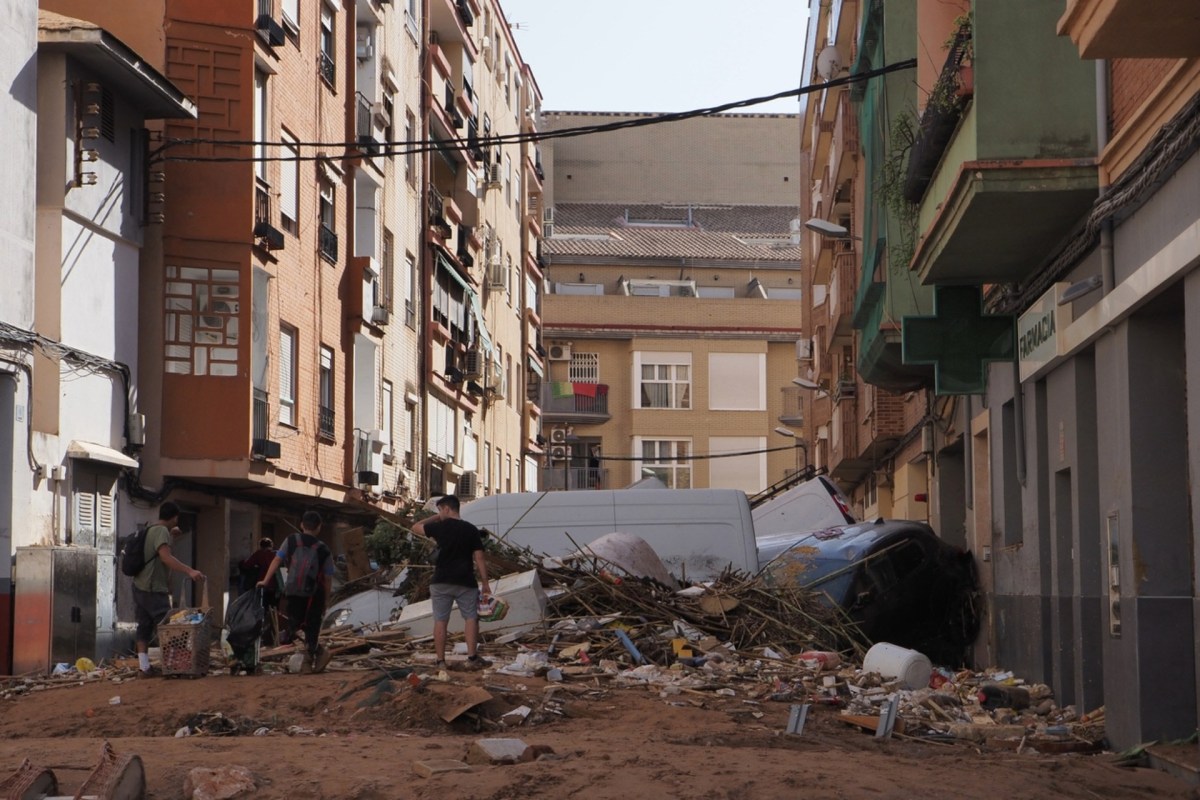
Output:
462,348,484,379
370,305,390,325
372,102,390,128
486,360,504,397
547,343,571,361
485,163,502,185
550,428,568,444
528,194,540,210
356,40,374,60
542,206,554,224
549,444,568,461
542,222,554,239
797,337,814,361
479,36,492,59
487,260,506,288
458,470,478,499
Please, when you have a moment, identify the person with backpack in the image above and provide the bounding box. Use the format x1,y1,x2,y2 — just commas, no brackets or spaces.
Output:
131,501,205,678
411,494,492,670
257,509,334,674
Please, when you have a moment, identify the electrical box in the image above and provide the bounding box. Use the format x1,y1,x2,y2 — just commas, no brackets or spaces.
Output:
13,547,98,675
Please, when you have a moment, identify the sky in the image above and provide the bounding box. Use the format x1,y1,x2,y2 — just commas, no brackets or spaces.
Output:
496,1,810,115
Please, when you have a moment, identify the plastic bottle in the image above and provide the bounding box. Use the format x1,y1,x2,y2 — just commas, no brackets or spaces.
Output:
977,683,1031,710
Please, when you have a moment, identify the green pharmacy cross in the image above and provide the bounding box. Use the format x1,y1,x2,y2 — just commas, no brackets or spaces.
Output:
902,285,1015,395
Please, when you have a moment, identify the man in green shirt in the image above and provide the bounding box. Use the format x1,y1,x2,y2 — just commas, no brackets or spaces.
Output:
133,501,205,677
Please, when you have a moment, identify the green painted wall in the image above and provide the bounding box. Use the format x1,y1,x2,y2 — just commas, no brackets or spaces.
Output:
974,0,1097,160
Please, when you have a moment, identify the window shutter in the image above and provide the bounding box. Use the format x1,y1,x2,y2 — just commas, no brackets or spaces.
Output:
279,328,295,425
280,137,298,222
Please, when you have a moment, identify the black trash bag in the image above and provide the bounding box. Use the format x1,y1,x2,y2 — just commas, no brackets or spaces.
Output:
225,588,265,651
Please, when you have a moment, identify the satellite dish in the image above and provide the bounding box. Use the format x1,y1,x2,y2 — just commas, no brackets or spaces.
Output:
816,45,843,81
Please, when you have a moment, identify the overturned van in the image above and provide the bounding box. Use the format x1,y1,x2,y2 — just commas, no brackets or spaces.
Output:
761,519,981,666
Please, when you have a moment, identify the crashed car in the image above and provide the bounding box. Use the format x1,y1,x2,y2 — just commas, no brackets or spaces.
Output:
760,519,981,666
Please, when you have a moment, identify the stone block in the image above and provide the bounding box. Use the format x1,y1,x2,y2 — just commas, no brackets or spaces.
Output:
466,737,529,765
412,759,473,778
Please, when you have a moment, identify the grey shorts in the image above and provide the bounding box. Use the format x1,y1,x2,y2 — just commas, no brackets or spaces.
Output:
430,583,479,622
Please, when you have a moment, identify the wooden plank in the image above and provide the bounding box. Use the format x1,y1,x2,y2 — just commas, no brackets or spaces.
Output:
342,527,372,581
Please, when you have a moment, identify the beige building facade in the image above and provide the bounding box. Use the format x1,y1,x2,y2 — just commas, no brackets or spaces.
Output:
541,114,805,492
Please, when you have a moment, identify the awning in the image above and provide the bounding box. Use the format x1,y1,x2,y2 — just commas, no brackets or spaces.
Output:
527,355,544,377
67,440,139,469
437,254,493,354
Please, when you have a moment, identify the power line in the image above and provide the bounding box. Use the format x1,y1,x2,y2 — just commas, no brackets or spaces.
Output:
157,59,917,164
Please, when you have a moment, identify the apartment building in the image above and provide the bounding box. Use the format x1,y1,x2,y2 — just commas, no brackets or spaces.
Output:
540,113,805,492
22,0,543,637
0,8,195,671
800,0,1200,747
423,0,544,502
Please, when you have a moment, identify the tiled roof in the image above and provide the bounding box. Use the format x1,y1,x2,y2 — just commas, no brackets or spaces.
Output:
544,203,803,262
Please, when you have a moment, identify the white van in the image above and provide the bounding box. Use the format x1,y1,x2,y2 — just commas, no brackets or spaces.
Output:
460,488,758,582
751,474,856,550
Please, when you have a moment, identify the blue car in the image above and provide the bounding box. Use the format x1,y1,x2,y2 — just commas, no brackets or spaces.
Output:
761,519,981,666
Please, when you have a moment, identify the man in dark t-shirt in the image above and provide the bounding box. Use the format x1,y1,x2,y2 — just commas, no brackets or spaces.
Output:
412,494,492,669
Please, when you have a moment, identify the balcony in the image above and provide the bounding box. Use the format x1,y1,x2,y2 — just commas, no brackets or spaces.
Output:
319,224,339,264
252,184,284,250
355,92,381,158
318,406,335,440
909,2,1099,287
255,0,285,46
1059,0,1200,58
778,386,805,427
827,249,856,348
538,382,610,423
319,51,335,86
539,466,610,492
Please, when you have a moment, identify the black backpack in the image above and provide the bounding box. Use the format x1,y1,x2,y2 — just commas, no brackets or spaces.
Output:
120,526,158,577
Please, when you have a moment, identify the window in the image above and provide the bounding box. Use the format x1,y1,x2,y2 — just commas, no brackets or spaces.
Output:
514,170,522,217
381,380,394,458
770,287,804,300
318,345,334,439
505,352,513,407
504,153,512,206
405,394,417,469
279,326,297,426
640,439,691,489
505,254,513,305
405,0,419,38
319,7,335,86
404,252,417,328
253,70,268,182
381,229,394,311
280,131,298,233
708,353,765,410
72,464,117,547
637,353,691,409
319,180,337,263
404,110,417,184
281,0,298,29
568,353,599,383
483,442,491,493
383,94,394,154
697,286,735,299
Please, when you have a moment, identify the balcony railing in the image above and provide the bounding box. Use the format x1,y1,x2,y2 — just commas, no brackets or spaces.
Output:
355,92,379,156
318,405,335,439
779,386,805,426
444,84,463,129
538,466,609,491
319,224,338,263
252,388,269,441
319,51,335,86
903,21,972,204
455,0,474,27
539,383,609,416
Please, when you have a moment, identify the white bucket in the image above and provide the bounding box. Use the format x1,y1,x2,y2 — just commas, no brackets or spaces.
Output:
862,642,932,690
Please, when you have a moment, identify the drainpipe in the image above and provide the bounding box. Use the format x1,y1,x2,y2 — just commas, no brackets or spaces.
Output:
1013,359,1026,486
963,394,973,511
1097,60,1115,294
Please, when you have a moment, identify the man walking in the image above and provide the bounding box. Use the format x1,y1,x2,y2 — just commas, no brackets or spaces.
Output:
412,495,492,670
133,501,205,677
258,510,334,673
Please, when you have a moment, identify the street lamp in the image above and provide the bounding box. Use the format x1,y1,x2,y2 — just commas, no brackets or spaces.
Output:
774,426,809,476
803,218,862,240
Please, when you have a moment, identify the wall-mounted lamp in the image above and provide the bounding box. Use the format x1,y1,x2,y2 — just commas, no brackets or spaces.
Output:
804,218,862,241
1057,275,1103,306
774,426,810,475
